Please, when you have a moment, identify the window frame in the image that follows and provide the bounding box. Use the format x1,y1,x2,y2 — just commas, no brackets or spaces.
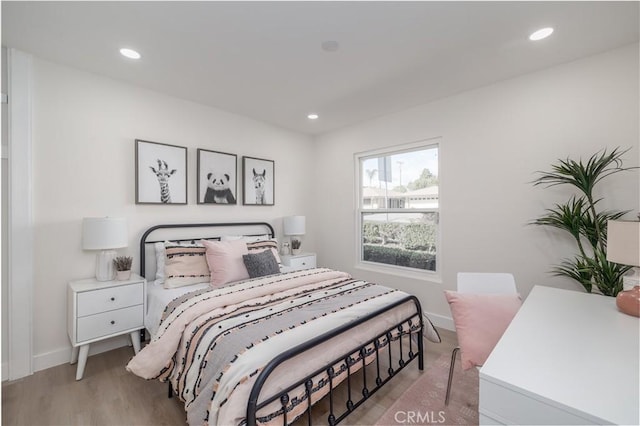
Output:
354,139,441,281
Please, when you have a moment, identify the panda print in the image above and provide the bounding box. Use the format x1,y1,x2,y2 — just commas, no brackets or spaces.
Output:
204,173,236,204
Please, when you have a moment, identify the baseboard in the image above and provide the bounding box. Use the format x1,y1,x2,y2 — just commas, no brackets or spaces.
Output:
33,335,131,373
425,311,454,331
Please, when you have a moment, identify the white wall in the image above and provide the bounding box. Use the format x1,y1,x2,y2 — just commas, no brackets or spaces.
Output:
1,46,8,377
30,58,315,371
313,44,640,328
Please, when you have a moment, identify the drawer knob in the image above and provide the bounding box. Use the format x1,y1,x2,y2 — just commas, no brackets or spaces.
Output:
110,320,115,325
110,297,115,301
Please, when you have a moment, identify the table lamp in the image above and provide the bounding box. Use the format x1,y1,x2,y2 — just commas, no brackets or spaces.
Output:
607,220,640,288
82,217,128,281
284,215,306,254
606,220,640,316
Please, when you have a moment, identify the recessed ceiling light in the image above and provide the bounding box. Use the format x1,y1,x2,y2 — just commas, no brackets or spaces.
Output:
529,27,554,41
321,40,340,52
307,113,319,120
120,48,141,59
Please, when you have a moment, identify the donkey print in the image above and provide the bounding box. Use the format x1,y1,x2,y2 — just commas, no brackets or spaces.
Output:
150,159,176,203
253,168,266,204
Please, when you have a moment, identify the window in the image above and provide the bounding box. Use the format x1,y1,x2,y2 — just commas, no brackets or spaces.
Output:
356,141,439,274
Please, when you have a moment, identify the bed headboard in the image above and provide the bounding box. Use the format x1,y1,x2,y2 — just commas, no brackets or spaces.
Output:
139,222,275,280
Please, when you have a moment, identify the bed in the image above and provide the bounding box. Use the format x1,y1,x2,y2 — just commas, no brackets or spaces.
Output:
127,222,436,426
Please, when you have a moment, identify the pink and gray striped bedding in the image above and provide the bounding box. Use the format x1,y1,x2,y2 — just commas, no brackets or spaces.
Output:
127,268,422,425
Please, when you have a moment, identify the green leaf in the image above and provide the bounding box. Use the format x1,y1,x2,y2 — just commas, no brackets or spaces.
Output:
533,147,635,200
531,196,588,239
551,257,593,293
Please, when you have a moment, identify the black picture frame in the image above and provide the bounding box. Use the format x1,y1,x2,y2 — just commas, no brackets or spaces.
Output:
135,139,187,204
197,149,238,205
242,156,275,206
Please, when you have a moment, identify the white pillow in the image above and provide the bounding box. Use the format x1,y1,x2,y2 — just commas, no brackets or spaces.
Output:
154,242,166,285
221,234,270,243
244,234,271,243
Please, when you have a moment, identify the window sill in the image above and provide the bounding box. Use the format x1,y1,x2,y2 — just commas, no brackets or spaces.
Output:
355,261,442,284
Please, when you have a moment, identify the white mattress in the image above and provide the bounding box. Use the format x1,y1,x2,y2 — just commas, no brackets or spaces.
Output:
145,281,210,339
145,266,296,339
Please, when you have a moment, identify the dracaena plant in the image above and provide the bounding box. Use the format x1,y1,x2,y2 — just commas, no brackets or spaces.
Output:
532,147,636,296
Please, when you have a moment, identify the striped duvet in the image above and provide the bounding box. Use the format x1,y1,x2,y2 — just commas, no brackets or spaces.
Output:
127,268,421,425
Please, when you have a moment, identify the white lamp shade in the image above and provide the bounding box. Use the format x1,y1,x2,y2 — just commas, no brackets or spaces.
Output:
82,217,128,250
284,216,306,236
607,220,640,267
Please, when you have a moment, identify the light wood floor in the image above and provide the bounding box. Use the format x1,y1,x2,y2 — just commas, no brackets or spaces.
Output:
2,329,457,426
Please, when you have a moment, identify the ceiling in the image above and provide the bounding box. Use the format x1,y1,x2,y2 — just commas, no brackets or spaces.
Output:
2,1,639,136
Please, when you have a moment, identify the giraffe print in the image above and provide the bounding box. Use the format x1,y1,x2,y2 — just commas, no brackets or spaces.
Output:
150,159,176,203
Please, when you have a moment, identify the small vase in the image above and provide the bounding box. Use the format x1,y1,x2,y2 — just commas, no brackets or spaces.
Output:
616,286,640,317
116,270,132,281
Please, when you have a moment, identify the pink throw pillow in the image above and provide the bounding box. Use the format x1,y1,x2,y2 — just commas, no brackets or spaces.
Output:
201,240,250,286
444,291,521,370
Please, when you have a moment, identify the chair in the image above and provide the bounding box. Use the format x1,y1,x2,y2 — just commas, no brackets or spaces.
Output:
444,272,519,405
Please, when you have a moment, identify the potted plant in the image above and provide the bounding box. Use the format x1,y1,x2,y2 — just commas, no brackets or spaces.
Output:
531,147,636,296
113,256,133,281
291,239,302,255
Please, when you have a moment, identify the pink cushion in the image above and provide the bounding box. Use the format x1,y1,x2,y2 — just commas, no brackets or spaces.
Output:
444,291,521,370
201,239,250,286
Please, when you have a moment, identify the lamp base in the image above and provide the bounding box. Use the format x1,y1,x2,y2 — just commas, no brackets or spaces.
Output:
616,286,640,317
96,250,116,282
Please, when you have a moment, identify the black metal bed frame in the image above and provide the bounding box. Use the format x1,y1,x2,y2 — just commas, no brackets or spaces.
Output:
139,222,424,426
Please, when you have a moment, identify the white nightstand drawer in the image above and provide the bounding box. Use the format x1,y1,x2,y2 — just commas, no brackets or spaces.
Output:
287,255,316,270
76,305,143,342
77,283,143,317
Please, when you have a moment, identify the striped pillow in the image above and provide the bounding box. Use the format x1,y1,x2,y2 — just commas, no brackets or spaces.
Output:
164,242,211,288
246,239,282,266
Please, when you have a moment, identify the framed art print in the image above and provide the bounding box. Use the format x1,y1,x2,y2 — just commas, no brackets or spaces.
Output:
242,156,275,206
135,139,187,204
197,149,238,205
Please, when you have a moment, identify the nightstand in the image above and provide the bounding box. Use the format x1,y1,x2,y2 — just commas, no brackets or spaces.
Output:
67,274,145,380
281,252,316,271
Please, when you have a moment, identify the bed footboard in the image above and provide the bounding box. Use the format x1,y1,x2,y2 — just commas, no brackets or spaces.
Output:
246,295,424,426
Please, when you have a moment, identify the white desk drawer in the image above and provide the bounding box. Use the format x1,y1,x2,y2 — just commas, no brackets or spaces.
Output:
77,283,143,317
77,305,143,342
480,378,598,425
287,255,316,270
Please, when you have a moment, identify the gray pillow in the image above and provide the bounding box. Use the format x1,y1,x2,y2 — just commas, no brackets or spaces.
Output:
243,250,280,278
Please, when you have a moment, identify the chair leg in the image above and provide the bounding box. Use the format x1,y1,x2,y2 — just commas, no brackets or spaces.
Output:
445,347,460,406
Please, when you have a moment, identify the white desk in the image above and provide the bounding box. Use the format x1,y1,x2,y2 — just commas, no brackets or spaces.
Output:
480,285,639,425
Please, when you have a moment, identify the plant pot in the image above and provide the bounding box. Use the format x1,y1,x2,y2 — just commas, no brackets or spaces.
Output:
291,249,300,255
116,270,132,281
616,286,640,317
